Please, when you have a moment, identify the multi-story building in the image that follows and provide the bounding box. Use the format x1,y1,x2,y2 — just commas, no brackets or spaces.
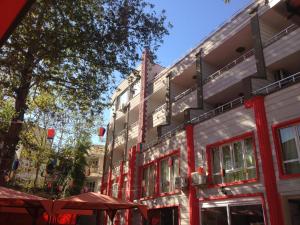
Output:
84,145,105,192
101,0,300,225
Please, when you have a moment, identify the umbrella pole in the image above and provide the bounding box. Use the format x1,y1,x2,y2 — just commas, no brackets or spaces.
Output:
96,209,101,225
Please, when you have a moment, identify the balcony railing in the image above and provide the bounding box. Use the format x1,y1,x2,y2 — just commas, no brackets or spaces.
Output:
153,103,166,114
263,24,298,48
189,96,245,124
143,123,185,150
252,72,300,96
173,84,197,102
204,49,254,84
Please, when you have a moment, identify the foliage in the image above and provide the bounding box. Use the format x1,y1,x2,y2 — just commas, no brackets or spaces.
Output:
0,0,170,178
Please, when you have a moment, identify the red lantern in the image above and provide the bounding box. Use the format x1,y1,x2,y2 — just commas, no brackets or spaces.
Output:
57,214,72,225
42,212,49,222
47,128,55,139
99,127,106,137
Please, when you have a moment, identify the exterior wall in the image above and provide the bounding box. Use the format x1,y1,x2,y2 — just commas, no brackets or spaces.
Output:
139,130,190,225
203,54,256,100
264,27,300,66
193,105,266,198
265,82,300,195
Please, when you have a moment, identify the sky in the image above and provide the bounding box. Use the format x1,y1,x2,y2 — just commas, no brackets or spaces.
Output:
91,0,253,145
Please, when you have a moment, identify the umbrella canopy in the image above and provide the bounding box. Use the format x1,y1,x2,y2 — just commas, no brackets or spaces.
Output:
52,192,147,220
0,186,51,212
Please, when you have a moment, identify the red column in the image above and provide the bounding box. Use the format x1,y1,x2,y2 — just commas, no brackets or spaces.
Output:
118,161,125,199
186,124,200,225
107,169,113,196
125,146,137,225
244,96,284,225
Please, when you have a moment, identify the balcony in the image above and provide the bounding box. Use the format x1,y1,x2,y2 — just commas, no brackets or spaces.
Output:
189,96,244,124
129,94,140,110
252,71,300,96
90,167,100,174
128,121,139,140
203,50,256,101
114,129,126,148
152,104,167,127
147,74,166,95
172,88,198,116
264,24,300,67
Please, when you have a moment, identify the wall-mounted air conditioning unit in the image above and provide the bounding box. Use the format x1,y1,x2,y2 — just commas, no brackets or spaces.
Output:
175,176,188,190
191,172,206,186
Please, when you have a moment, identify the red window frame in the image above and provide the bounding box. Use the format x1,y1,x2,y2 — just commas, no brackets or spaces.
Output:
272,117,300,179
139,149,180,200
206,132,259,188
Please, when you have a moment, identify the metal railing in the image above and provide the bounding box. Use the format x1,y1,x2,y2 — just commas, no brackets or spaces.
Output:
143,123,185,150
173,84,197,102
252,72,300,96
263,24,298,48
189,97,244,124
153,103,167,114
204,49,254,84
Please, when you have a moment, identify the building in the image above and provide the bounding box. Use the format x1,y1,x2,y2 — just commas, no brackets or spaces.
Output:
101,0,300,225
84,145,105,192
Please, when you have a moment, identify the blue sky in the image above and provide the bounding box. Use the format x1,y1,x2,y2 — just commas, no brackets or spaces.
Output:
92,0,252,145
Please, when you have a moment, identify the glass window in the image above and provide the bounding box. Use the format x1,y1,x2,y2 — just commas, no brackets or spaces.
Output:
160,156,180,193
230,204,265,225
112,182,118,198
279,125,300,174
131,80,140,97
117,90,129,110
202,207,228,225
142,164,156,197
202,204,265,225
211,137,256,185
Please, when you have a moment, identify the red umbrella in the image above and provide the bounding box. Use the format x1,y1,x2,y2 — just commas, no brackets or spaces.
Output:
0,186,52,225
51,192,147,222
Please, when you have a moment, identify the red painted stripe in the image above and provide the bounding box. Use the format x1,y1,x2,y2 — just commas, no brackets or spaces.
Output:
244,96,284,225
125,146,136,225
186,124,200,225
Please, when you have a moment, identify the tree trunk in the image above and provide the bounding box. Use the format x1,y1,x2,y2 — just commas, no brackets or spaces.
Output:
0,59,33,185
33,163,40,188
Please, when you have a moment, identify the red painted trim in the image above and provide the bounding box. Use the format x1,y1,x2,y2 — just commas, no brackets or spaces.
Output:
272,116,300,180
206,131,259,188
186,124,200,225
125,146,136,225
138,149,180,199
117,161,124,199
244,96,284,225
107,169,113,196
144,205,181,225
199,192,268,225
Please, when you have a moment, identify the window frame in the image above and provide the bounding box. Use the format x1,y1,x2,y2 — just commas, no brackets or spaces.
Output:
272,117,300,179
159,155,180,194
206,132,259,187
139,150,180,200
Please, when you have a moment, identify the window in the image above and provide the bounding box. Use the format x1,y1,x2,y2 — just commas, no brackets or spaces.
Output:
201,204,265,225
86,181,96,192
278,125,300,174
210,136,256,185
142,164,156,197
122,176,127,200
117,90,129,110
160,156,179,193
131,80,140,98
112,182,118,198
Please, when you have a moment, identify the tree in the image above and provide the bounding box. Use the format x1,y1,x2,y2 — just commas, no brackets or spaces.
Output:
0,0,170,182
